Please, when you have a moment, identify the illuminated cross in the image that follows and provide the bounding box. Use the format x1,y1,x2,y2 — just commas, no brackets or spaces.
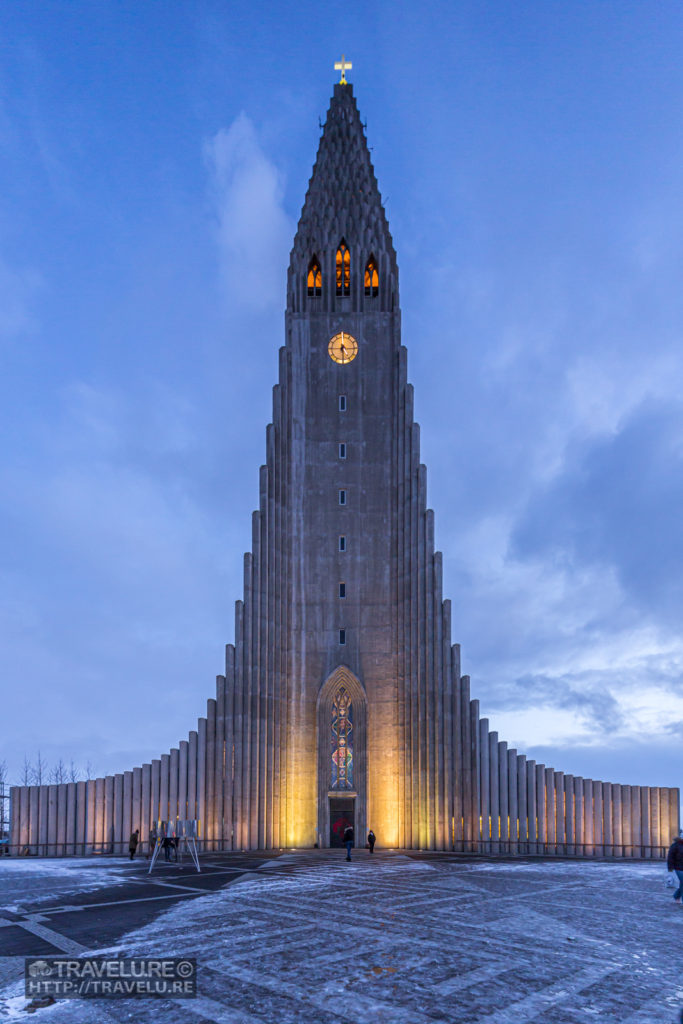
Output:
334,54,352,84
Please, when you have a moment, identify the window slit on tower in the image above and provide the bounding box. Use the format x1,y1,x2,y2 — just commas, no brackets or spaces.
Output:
307,255,321,296
339,582,346,598
339,395,347,412
339,442,346,459
339,535,346,551
339,489,347,506
364,254,379,296
336,240,350,296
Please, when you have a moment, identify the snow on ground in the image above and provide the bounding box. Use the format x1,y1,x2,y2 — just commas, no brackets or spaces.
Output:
1,855,682,1023
0,858,135,914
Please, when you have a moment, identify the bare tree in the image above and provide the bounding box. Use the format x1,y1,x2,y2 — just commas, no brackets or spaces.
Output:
20,755,33,786
68,759,79,783
85,760,94,781
32,751,47,786
49,758,67,785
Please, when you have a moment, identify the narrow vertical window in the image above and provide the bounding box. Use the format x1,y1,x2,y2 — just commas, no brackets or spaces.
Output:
331,687,353,789
307,256,321,296
339,395,347,412
339,535,346,551
336,239,350,296
339,489,347,506
364,254,379,296
339,442,346,459
339,629,346,645
339,582,346,598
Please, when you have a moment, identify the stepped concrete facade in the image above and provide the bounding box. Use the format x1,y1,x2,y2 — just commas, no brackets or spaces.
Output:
11,80,679,857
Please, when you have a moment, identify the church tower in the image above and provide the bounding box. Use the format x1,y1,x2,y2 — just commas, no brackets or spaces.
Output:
10,71,678,859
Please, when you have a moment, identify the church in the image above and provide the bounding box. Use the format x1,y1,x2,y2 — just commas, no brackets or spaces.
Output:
10,67,679,858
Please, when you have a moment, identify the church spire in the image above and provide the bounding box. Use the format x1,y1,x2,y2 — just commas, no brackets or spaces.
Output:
288,78,398,313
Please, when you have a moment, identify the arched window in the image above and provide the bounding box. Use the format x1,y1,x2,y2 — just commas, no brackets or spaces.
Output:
331,687,353,789
307,256,321,296
336,240,350,296
364,254,379,297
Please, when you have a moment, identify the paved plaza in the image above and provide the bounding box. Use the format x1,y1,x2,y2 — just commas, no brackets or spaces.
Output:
1,851,681,1022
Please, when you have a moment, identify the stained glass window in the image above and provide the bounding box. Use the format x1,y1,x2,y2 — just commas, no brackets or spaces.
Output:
331,688,353,790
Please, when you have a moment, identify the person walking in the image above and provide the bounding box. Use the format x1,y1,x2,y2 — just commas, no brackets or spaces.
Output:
128,829,139,861
162,836,172,862
667,834,683,903
367,830,376,854
343,823,354,861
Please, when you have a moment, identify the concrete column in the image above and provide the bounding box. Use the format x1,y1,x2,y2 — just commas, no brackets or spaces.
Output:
564,775,574,856
132,767,142,842
583,780,594,857
593,780,603,857
478,718,490,853
602,783,612,858
489,732,500,854
95,778,105,852
668,788,681,843
141,765,151,850
197,718,207,849
179,741,189,823
29,786,39,851
223,649,235,850
462,680,474,851
169,749,179,827
517,756,528,854
452,645,463,851
612,784,622,857
19,787,30,852
553,772,564,855
85,780,96,855
498,741,509,852
206,700,216,849
640,787,651,859
66,783,76,856
621,785,633,857
104,775,114,853
114,774,124,854
467,689,479,853
122,771,133,851
631,786,643,858
150,760,161,833
650,787,661,855
187,734,198,823
9,788,20,854
36,786,47,857
535,765,547,854
160,754,170,828
573,778,583,855
57,784,67,856
507,749,518,855
526,760,537,854
544,767,555,853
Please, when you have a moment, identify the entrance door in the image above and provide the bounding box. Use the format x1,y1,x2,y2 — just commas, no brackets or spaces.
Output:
329,797,355,847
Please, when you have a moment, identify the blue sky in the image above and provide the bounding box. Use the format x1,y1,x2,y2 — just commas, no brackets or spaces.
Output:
1,1,681,794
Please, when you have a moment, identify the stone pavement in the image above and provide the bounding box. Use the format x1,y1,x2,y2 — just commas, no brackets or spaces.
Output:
1,851,682,1022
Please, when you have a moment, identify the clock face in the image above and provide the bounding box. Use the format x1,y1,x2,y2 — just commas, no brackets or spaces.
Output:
328,331,358,365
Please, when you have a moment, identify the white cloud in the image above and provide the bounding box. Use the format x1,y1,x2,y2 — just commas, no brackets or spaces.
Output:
204,114,293,312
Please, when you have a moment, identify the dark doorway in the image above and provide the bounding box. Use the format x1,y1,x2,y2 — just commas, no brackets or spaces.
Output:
329,797,355,847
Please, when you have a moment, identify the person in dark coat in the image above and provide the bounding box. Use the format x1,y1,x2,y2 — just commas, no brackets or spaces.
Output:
343,824,354,861
666,835,683,902
162,836,172,862
367,830,376,854
128,829,139,861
